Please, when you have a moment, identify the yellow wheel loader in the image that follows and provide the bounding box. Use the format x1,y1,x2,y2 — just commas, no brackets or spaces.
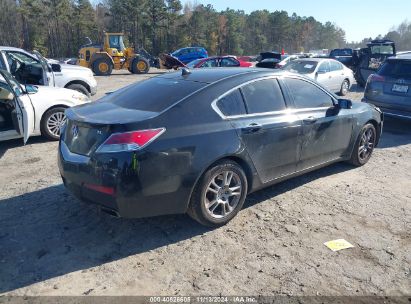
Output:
77,33,150,76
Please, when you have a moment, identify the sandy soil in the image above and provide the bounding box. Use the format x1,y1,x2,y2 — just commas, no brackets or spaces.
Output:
0,69,410,297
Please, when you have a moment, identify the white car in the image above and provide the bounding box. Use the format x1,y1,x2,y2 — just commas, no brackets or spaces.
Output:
283,58,355,95
0,70,90,143
0,47,97,97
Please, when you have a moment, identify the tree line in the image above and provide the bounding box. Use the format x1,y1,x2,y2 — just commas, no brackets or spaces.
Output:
1,0,410,59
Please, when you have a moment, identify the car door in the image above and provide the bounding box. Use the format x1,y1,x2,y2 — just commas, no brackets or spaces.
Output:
282,76,354,171
221,78,301,183
315,61,333,91
329,60,345,91
0,70,35,143
4,50,49,86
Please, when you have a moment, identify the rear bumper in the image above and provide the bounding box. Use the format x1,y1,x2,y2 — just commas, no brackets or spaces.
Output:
57,141,193,218
362,96,411,120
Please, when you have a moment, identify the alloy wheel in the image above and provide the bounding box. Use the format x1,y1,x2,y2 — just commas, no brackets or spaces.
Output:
47,111,66,137
203,170,242,219
358,127,375,161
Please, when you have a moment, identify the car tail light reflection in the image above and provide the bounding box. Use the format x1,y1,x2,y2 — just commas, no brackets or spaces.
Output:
84,183,115,195
96,128,165,153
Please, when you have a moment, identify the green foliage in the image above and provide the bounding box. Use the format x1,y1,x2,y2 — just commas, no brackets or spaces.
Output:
3,1,407,59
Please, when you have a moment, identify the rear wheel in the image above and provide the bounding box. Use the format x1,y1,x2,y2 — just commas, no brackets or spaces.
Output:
339,79,350,96
92,58,113,76
187,160,248,227
40,107,67,140
348,123,376,166
131,57,150,74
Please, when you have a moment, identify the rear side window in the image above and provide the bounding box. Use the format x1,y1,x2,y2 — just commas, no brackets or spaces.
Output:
104,77,205,112
241,79,286,114
284,78,334,108
216,89,246,116
379,60,411,79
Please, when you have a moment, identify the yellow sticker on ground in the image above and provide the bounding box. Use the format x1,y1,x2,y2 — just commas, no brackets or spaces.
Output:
324,239,354,251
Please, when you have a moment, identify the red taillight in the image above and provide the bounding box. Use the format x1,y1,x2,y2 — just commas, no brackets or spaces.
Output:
84,183,115,195
368,74,385,83
96,128,165,153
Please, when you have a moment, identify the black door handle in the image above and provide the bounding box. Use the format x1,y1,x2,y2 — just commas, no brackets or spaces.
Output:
241,123,262,134
303,116,318,124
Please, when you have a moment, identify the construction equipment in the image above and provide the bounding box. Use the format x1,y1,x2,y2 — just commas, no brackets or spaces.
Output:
77,33,150,76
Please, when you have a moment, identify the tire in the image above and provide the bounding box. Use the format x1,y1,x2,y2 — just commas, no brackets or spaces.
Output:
187,160,248,227
40,107,67,140
66,84,90,97
92,58,113,76
348,123,376,167
338,79,350,96
131,57,150,74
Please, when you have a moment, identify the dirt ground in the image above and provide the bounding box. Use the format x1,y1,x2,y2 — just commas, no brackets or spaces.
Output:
0,69,410,297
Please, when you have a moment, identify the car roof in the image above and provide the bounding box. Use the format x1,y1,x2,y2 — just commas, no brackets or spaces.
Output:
0,47,35,57
159,68,285,84
293,58,326,62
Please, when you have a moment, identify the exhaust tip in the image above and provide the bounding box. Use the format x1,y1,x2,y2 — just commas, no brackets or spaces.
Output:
100,207,120,218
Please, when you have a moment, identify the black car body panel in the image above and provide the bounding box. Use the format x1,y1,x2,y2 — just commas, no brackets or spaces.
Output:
58,68,383,219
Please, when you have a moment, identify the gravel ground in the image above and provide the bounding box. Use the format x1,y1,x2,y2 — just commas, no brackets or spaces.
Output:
0,69,410,297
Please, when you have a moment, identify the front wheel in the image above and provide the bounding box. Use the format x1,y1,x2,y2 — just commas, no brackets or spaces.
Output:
93,58,113,76
66,83,90,97
339,79,350,96
348,123,376,166
40,107,67,140
187,160,248,227
131,57,150,74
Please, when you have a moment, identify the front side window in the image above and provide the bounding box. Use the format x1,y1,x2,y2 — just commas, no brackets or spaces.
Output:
330,61,343,71
241,79,286,114
220,58,239,67
201,59,217,68
284,78,334,109
216,89,246,116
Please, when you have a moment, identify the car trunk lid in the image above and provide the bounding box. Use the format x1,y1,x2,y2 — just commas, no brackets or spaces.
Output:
63,102,158,156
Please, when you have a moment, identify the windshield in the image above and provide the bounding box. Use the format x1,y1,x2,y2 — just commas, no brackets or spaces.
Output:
109,35,126,51
283,60,318,74
0,70,23,96
187,59,202,68
371,45,394,55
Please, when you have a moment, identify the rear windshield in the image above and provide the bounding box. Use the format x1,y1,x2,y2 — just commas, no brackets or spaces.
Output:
283,60,318,74
330,49,352,56
378,60,411,79
99,77,206,112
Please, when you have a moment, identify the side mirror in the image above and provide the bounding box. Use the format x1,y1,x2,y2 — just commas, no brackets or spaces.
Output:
51,63,62,72
25,84,38,94
0,87,14,101
337,98,352,109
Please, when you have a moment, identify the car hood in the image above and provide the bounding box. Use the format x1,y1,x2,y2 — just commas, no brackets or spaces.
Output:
60,63,92,74
32,85,89,104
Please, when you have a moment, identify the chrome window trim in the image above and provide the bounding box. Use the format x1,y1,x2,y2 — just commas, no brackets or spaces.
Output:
211,74,338,120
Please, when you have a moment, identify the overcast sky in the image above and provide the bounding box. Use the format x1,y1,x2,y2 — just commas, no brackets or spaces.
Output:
183,0,410,42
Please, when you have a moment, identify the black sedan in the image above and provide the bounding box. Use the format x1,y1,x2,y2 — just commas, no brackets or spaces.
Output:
58,68,383,227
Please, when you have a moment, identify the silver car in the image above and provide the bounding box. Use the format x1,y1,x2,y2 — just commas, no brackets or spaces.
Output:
283,58,355,95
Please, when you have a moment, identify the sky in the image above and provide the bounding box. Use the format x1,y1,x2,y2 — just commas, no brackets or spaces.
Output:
184,0,410,42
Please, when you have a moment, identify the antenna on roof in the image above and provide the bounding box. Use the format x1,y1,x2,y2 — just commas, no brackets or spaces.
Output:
181,67,191,76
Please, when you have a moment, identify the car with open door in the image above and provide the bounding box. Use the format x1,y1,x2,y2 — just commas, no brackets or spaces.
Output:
186,56,253,68
58,68,383,227
0,47,97,97
0,69,90,143
283,58,355,95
